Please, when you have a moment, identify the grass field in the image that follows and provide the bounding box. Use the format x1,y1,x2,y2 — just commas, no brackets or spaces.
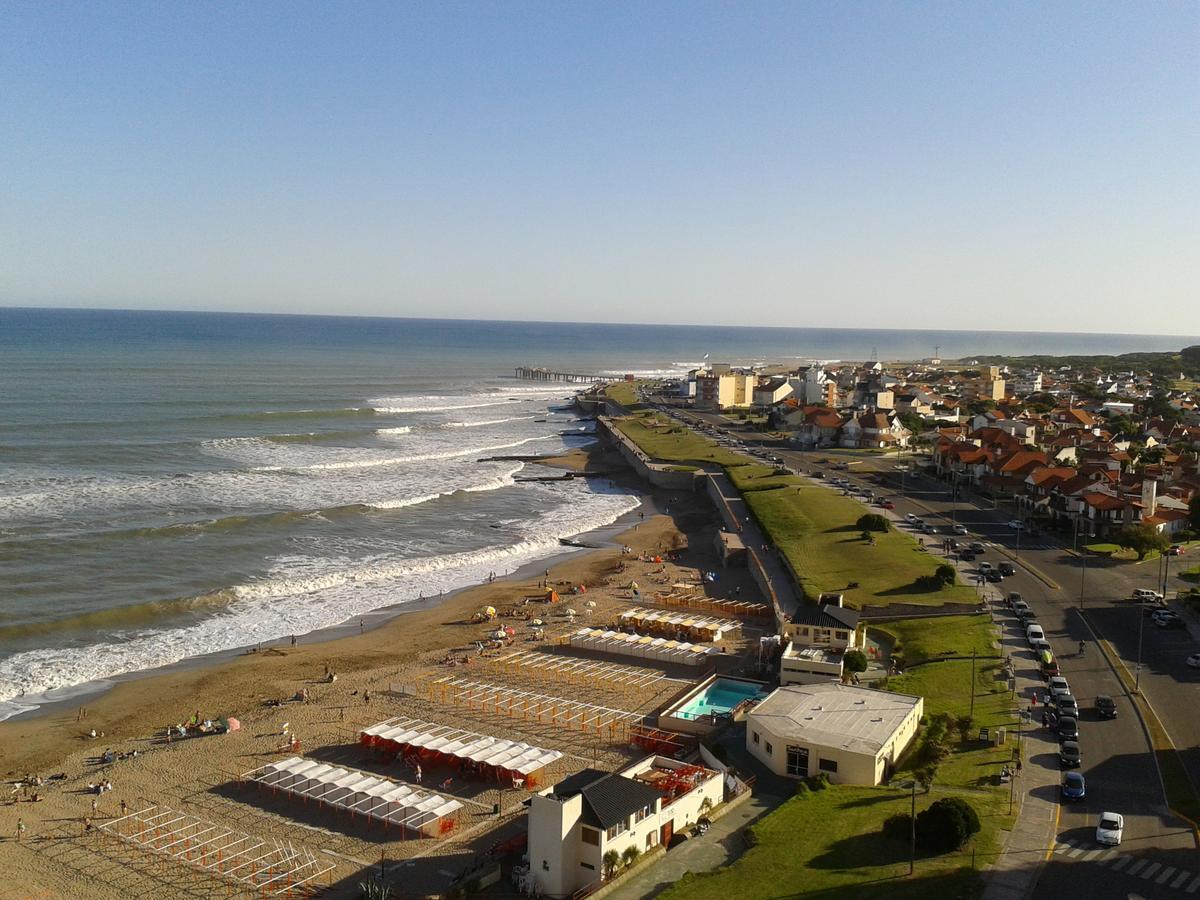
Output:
603,380,641,411
613,415,750,468
658,782,1007,900
743,482,980,608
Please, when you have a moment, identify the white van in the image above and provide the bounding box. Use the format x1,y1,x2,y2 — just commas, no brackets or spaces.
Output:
1026,624,1045,645
1131,589,1164,602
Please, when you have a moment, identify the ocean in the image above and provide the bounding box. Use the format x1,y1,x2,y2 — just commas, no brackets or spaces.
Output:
0,308,1192,720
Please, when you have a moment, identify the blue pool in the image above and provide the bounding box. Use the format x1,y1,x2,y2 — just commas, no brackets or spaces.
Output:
675,678,768,720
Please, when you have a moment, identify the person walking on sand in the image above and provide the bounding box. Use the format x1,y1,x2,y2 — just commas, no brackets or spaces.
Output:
414,764,422,784
363,690,371,706
16,818,25,842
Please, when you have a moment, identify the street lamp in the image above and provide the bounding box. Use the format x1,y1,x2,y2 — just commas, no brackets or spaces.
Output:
1135,596,1146,694
897,778,917,875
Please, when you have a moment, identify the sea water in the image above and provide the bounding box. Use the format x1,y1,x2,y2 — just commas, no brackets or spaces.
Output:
0,308,1191,718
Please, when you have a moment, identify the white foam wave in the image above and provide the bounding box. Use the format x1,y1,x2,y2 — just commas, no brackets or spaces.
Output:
375,426,411,435
441,415,536,428
0,480,640,711
250,435,558,472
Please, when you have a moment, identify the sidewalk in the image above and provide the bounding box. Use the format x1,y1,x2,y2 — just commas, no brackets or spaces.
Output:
980,594,1062,900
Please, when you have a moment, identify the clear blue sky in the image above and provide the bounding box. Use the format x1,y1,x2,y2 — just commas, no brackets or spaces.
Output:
1,2,1196,333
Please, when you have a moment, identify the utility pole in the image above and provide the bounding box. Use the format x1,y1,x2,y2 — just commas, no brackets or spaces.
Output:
969,649,976,720
1079,544,1087,610
908,778,916,875
1136,597,1146,693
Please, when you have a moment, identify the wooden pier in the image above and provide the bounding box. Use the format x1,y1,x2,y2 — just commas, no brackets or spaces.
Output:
515,366,608,383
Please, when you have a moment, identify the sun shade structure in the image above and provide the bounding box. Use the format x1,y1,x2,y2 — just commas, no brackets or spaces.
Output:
360,716,564,789
242,757,462,837
617,607,741,642
490,649,686,688
420,677,643,741
652,590,771,619
570,627,719,666
97,805,334,897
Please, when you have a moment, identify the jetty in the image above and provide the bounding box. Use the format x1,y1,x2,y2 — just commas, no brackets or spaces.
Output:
514,366,609,383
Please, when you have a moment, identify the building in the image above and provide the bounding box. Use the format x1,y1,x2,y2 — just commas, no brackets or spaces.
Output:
746,683,923,785
753,377,793,408
780,596,861,685
694,371,756,410
527,756,725,897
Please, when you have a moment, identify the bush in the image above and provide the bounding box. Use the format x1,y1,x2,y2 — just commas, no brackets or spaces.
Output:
621,845,641,869
882,813,913,842
915,797,981,853
914,574,944,591
935,564,956,585
857,513,889,533
844,649,869,674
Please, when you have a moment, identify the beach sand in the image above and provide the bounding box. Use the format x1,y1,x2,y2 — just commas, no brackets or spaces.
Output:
0,446,763,898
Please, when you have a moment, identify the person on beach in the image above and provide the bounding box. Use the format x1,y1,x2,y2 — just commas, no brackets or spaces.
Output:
414,764,422,784
17,818,25,842
363,690,371,706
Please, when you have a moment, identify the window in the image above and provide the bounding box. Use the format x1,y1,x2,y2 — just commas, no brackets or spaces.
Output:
581,862,595,871
581,827,599,846
786,745,809,777
634,804,651,823
752,731,760,745
765,742,773,755
818,758,838,774
606,822,628,840
646,831,657,848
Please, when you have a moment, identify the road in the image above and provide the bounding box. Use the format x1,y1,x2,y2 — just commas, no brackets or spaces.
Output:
641,392,1200,895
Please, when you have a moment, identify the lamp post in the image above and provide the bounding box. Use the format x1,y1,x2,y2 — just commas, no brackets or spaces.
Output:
1135,596,1146,694
898,779,916,875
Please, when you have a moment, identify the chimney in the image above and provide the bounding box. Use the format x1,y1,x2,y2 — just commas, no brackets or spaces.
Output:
1141,479,1158,517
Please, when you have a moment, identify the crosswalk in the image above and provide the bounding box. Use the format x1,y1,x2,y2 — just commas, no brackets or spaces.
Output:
1053,838,1200,893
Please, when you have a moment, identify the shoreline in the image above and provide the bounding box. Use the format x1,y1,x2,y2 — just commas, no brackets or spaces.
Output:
0,443,656,752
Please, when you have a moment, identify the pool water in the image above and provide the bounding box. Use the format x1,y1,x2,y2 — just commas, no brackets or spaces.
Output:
676,678,767,719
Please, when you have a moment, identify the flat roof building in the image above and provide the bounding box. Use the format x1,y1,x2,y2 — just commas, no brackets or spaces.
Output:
746,683,922,785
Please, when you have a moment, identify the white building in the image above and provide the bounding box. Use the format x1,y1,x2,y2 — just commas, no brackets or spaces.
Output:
780,597,860,685
528,756,724,898
746,683,923,785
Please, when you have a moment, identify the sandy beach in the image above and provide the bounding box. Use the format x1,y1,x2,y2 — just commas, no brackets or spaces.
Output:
0,445,763,898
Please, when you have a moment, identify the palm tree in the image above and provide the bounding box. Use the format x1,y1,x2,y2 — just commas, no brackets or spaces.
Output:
621,845,641,870
602,849,620,880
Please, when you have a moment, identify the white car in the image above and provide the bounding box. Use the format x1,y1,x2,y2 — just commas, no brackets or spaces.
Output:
905,513,917,522
1096,812,1124,846
952,524,968,535
1007,519,1024,530
1187,653,1200,669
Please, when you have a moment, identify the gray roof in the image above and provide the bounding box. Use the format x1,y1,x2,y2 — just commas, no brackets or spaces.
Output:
789,602,859,630
552,769,662,830
749,683,922,756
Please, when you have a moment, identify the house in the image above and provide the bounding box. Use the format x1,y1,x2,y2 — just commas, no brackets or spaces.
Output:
745,683,923,785
1143,508,1189,535
783,406,845,448
780,596,861,685
527,757,725,897
841,411,910,449
752,378,793,408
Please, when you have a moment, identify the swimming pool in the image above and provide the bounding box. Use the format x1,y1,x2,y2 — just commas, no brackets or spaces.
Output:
674,678,768,720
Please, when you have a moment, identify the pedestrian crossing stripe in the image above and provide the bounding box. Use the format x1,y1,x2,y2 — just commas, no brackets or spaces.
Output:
1141,862,1162,879
1127,859,1148,875
1187,874,1200,893
1110,856,1130,872
1156,866,1177,884
1173,871,1192,889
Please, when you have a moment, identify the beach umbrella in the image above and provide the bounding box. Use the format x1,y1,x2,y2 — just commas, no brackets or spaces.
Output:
531,618,544,626
492,628,507,640
484,606,496,618
584,600,596,608
504,626,515,636
565,608,577,617
225,717,241,732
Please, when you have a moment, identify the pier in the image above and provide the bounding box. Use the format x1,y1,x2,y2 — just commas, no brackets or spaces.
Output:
514,366,609,383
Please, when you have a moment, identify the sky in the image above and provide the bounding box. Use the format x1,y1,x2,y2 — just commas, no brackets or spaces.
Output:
1,2,1197,333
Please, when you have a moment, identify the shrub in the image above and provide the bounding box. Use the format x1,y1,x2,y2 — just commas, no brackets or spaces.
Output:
914,574,944,591
954,714,974,743
621,845,641,869
857,513,889,533
935,564,956,585
915,797,980,853
882,813,913,842
602,850,621,879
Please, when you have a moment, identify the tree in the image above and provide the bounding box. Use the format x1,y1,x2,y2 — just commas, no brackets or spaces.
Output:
935,564,956,585
882,812,912,842
915,797,981,853
915,763,939,793
602,850,621,880
954,714,974,743
844,649,868,675
1113,524,1171,560
620,845,641,870
857,513,889,532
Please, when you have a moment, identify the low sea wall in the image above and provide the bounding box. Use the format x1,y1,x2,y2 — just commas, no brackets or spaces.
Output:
596,417,703,492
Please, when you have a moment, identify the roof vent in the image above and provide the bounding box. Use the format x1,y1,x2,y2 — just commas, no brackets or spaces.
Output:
855,700,865,705
872,717,883,722
812,705,822,711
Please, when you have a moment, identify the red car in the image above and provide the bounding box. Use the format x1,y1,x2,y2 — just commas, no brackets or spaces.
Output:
881,500,895,509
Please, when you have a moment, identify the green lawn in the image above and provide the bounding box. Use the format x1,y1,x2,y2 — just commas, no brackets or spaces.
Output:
659,782,1008,900
876,615,1018,789
603,380,640,410
743,483,980,608
614,415,750,468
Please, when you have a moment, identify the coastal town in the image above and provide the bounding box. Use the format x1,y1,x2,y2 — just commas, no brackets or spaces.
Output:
3,347,1199,900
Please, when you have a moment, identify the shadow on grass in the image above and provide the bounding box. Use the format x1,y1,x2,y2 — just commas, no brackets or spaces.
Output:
807,831,913,871
876,582,943,597
836,793,902,810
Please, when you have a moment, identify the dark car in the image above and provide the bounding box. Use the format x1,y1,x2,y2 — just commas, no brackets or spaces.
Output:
1061,771,1086,801
1059,740,1082,768
1058,716,1079,742
1155,613,1186,630
959,549,977,561
999,562,1017,576
1095,695,1117,719
985,571,1004,582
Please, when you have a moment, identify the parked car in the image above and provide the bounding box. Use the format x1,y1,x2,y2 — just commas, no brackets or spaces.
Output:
1007,519,1024,530
1007,592,1022,604
958,550,977,561
1012,600,1030,617
1048,676,1071,696
1058,716,1079,742
1059,740,1082,768
952,524,969,535
1096,812,1124,846
1061,771,1086,801
978,562,993,573
1132,588,1165,602
1055,694,1079,718
880,500,895,509
1154,611,1186,630
905,513,917,522
1095,694,1117,719
1030,637,1052,654
969,541,986,553
999,562,1017,576
1142,600,1168,616
1026,624,1046,645
986,571,1004,583
1188,653,1200,669
1167,545,1185,556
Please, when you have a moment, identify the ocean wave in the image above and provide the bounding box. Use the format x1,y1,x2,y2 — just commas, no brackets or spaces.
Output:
0,481,640,710
438,415,536,428
249,435,559,472
372,398,529,414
